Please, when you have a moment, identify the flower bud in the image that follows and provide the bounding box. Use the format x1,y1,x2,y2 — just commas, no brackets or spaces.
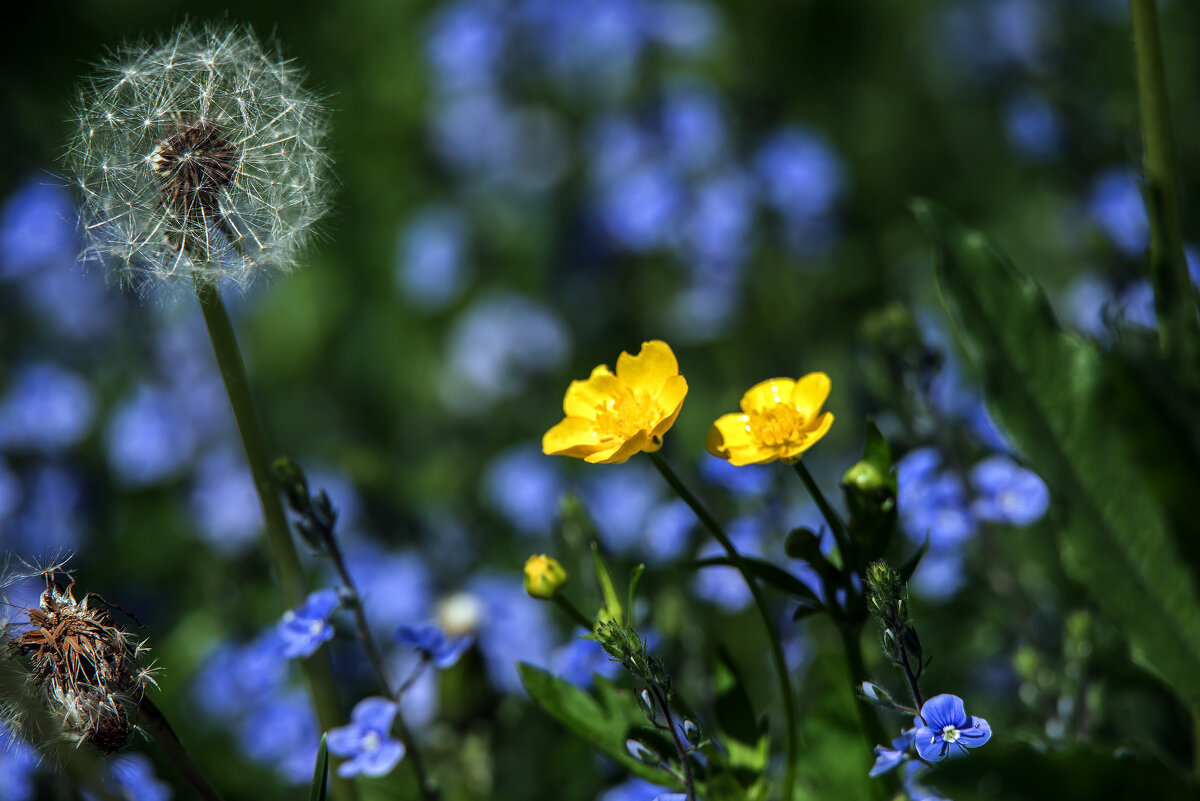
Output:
843,460,885,492
524,555,568,600
681,719,701,745
625,738,659,764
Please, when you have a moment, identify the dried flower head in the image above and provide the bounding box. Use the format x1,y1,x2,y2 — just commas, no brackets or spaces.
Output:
2,563,157,755
67,23,331,292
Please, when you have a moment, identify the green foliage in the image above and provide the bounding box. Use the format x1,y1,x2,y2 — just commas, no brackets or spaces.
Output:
310,734,329,801
517,664,684,789
916,199,1200,711
927,744,1198,801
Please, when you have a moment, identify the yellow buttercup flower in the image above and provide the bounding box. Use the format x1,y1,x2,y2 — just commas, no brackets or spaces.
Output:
524,554,568,599
542,340,688,465
707,374,834,466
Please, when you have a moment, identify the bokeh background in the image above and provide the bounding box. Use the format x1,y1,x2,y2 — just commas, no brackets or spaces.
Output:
2,0,1198,798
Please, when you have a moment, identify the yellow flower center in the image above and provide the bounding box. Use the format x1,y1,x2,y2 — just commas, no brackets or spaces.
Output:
747,405,807,449
595,386,657,439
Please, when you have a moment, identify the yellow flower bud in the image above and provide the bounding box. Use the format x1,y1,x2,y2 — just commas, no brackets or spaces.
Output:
524,555,568,600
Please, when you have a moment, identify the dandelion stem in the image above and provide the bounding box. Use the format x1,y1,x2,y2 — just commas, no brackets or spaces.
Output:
1129,0,1200,379
321,529,438,801
138,696,226,801
648,452,798,801
194,281,356,801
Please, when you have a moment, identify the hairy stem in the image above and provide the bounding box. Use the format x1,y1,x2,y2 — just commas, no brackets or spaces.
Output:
138,696,226,801
648,452,798,801
323,533,438,801
1129,0,1200,378
194,282,356,801
650,685,697,801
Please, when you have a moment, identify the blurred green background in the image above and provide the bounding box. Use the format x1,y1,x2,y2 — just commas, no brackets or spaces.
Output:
2,0,1199,799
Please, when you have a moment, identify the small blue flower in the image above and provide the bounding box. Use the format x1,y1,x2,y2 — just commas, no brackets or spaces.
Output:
897,449,977,548
596,163,684,252
105,384,198,486
395,205,471,311
0,179,76,279
692,516,763,613
598,778,675,801
641,499,695,565
700,453,772,498
0,363,95,453
904,761,951,801
189,448,262,554
1117,280,1156,329
482,445,564,537
327,697,406,779
190,632,288,723
468,574,555,693
344,544,433,639
869,728,915,777
552,637,621,689
582,461,663,555
106,752,173,801
913,694,991,762
395,623,472,669
755,127,845,221
0,721,37,801
1004,88,1062,162
425,0,507,92
660,84,727,172
278,589,340,659
237,691,321,785
969,455,1050,526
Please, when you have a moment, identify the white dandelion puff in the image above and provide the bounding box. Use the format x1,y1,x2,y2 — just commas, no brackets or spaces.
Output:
66,23,331,293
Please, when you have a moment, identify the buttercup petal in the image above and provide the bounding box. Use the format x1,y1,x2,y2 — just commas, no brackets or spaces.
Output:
790,372,831,419
708,414,758,461
650,375,688,438
615,340,679,393
739,378,796,415
562,366,620,418
781,412,835,462
588,430,650,464
543,417,603,458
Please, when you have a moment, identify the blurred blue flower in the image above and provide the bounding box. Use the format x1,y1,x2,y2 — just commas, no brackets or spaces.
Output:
237,690,321,784
913,693,991,762
441,292,570,413
646,0,719,55
666,275,741,344
527,0,647,99
910,548,968,603
755,127,845,222
1087,168,1149,256
661,85,727,172
468,574,556,692
897,448,977,547
641,499,695,565
692,516,764,613
279,589,340,659
599,777,676,801
582,461,663,554
432,90,516,175
328,697,406,779
1063,273,1116,339
588,114,654,185
189,448,261,554
969,455,1049,526
681,168,756,267
105,753,172,801
904,761,951,801
190,632,288,723
700,453,772,498
483,445,564,537
153,309,234,442
869,728,915,777
396,622,473,668
387,648,442,729
395,206,472,311
426,0,507,92
963,400,1013,453
0,363,95,453
1004,89,1062,161
553,637,621,689
2,463,85,557
0,722,36,801
105,384,198,486
935,0,1048,79
0,178,75,279
596,162,684,252
344,544,433,639
1117,280,1156,329
986,0,1048,69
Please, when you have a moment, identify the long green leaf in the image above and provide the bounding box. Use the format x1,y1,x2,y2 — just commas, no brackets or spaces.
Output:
689,556,821,604
309,734,329,801
914,198,1200,710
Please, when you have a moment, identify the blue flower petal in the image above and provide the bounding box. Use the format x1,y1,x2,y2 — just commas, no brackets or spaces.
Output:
357,738,406,778
302,588,341,619
326,724,362,756
959,716,992,748
352,697,399,731
919,693,967,730
913,726,946,763
432,635,473,669
869,745,905,777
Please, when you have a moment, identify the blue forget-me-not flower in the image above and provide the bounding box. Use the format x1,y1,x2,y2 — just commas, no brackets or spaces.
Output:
278,588,340,659
327,697,406,779
395,622,473,669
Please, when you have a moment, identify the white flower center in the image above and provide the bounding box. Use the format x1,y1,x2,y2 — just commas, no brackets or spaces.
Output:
362,731,381,752
940,724,960,743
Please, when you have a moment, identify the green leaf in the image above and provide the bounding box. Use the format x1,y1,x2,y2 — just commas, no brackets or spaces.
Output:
711,649,769,791
863,418,894,481
690,556,820,604
914,198,1200,710
518,663,682,787
898,534,929,584
309,734,329,801
592,542,623,624
927,744,1197,801
626,563,644,627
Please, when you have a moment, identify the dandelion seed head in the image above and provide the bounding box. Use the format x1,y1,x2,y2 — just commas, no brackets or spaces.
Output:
67,23,331,294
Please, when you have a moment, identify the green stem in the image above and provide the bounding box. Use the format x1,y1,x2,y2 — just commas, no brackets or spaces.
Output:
139,697,226,801
836,625,888,751
792,462,854,573
1129,0,1200,377
648,452,798,801
195,282,357,801
553,594,597,632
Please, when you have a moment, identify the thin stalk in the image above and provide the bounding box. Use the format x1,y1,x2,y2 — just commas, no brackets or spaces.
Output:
650,685,697,801
1129,0,1200,376
648,452,797,801
792,462,854,574
323,527,438,801
194,282,356,801
836,625,888,752
138,697,226,801
553,594,597,632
